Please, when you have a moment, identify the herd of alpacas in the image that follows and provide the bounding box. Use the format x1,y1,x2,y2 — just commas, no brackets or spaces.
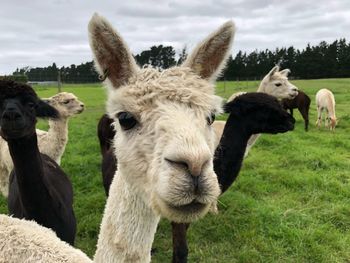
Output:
0,13,339,263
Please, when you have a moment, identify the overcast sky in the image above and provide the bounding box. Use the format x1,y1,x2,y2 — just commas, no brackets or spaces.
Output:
0,0,349,74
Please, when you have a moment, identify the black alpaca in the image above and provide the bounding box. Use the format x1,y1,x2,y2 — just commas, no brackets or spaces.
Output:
171,92,295,263
97,114,117,196
281,90,311,131
0,80,76,245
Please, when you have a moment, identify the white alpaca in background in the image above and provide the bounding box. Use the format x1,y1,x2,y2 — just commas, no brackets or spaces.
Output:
213,66,298,155
0,92,84,197
37,92,85,164
316,88,337,130
0,13,234,263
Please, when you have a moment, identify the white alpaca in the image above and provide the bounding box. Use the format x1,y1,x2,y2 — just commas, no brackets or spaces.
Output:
316,88,337,130
213,66,298,156
0,92,84,197
0,13,234,263
37,92,85,164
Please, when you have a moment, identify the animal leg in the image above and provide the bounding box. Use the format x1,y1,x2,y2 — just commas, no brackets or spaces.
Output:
172,222,190,263
316,106,322,128
299,106,309,131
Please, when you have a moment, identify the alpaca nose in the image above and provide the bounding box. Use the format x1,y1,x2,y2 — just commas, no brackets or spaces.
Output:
164,157,209,177
165,157,208,193
2,109,21,121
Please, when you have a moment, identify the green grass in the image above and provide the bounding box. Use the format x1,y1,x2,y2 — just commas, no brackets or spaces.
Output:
1,79,350,262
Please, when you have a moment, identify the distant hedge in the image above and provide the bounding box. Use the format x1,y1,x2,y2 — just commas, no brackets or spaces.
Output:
0,75,28,83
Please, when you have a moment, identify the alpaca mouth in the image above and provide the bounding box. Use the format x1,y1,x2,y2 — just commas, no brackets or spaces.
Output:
289,92,298,99
277,122,294,132
0,122,26,134
168,200,207,213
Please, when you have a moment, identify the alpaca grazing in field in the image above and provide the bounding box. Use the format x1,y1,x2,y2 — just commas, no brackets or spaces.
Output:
0,92,84,197
213,66,298,156
171,92,295,263
97,114,116,195
0,13,233,262
281,90,311,131
0,80,76,245
316,88,337,130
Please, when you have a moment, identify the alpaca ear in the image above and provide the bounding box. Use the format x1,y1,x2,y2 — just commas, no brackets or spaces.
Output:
223,100,241,115
41,98,51,104
268,66,280,78
182,21,235,82
88,13,139,89
36,100,59,119
279,69,291,77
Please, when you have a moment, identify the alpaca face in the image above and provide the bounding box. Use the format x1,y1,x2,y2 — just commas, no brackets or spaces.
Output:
108,68,222,222
326,117,337,130
0,97,37,139
226,93,295,134
0,81,58,140
89,14,235,222
260,66,298,100
44,92,84,118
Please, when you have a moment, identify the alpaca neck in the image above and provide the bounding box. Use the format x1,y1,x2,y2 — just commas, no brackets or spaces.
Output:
48,117,68,141
327,102,336,119
214,117,251,193
94,170,160,263
7,133,50,218
46,117,69,163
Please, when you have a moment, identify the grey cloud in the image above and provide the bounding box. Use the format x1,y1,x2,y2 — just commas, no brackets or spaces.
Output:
0,0,349,74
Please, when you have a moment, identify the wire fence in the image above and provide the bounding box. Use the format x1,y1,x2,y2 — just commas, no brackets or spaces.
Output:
7,70,264,97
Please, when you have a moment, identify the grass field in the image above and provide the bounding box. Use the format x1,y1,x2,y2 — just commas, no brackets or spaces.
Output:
0,79,349,262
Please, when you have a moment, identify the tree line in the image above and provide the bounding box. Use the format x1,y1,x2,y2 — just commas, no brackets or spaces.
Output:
12,39,350,83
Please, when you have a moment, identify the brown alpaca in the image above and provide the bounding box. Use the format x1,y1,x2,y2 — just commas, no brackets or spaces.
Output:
281,90,311,131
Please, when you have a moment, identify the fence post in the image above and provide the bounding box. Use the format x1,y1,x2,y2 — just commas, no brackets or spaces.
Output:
57,70,62,93
224,78,226,94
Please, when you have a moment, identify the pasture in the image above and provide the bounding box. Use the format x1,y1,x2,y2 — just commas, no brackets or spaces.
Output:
0,78,349,262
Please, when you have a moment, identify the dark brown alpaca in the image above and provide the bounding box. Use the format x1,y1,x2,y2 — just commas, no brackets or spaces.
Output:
0,80,76,245
281,90,311,131
97,114,117,196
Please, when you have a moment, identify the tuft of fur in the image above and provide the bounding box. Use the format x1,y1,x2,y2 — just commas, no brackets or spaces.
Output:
0,80,37,100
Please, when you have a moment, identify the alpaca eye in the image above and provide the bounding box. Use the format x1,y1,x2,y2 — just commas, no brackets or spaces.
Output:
63,100,70,104
117,112,137,130
206,113,215,125
27,102,36,109
275,83,282,87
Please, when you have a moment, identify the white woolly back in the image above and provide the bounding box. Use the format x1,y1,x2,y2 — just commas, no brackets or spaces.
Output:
0,215,92,263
